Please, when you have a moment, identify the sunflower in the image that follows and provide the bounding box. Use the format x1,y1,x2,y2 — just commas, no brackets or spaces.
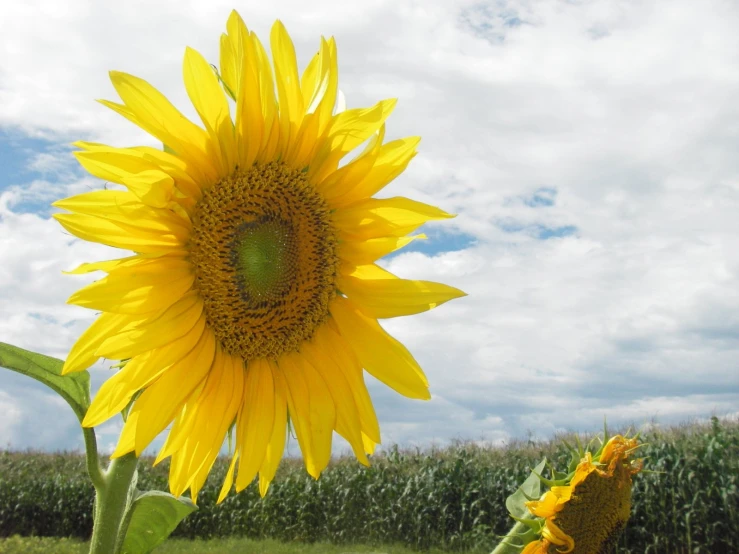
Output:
521,435,643,554
53,10,465,501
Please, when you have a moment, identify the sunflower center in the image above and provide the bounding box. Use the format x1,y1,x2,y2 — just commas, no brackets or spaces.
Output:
553,463,634,554
189,162,338,360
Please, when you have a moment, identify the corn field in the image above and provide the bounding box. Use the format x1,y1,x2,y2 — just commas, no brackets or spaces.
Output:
0,419,737,553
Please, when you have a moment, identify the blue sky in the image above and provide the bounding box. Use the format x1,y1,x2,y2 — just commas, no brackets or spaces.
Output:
1,0,739,459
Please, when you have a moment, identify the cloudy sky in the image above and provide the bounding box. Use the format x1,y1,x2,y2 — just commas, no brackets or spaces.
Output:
1,0,738,458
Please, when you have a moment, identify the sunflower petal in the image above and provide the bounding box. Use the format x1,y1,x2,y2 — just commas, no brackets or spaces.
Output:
183,47,235,177
67,259,194,315
339,234,426,265
278,353,335,478
131,331,216,455
63,312,139,374
73,148,176,208
270,20,304,157
333,196,454,240
226,13,263,168
330,297,430,400
166,350,244,498
258,365,288,497
339,273,466,319
82,315,207,428
106,71,218,186
315,323,380,443
234,358,274,490
95,292,203,358
217,452,239,504
331,136,421,207
53,213,184,254
301,336,369,465
309,99,397,184
53,190,190,240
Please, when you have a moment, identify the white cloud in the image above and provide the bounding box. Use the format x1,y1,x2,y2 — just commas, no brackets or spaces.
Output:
1,0,739,457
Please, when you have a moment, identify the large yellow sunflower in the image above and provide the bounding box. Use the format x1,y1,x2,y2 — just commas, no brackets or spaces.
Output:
53,11,465,501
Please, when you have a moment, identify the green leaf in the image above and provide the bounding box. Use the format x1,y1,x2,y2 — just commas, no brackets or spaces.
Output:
121,491,197,554
0,342,90,423
505,458,547,519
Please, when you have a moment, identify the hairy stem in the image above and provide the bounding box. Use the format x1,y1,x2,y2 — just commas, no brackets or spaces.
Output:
88,453,138,554
491,516,536,554
82,426,104,490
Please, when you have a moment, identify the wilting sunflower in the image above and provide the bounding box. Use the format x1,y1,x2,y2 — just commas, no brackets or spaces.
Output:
520,435,643,554
54,10,465,501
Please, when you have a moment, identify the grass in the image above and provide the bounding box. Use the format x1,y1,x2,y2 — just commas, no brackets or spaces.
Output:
0,536,450,554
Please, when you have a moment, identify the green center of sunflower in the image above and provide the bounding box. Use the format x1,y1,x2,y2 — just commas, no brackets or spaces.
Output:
234,220,296,299
189,161,338,361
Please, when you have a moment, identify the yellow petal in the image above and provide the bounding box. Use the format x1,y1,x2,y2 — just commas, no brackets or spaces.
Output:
526,487,572,518
68,258,194,315
251,33,281,163
339,234,426,266
362,432,378,456
166,350,244,498
309,99,397,184
132,330,216,455
314,323,380,444
128,146,203,201
63,257,137,275
299,51,321,114
226,13,264,168
53,213,184,254
105,71,218,186
338,274,466,319
521,540,548,554
112,408,139,458
344,262,396,280
277,353,335,478
217,452,239,504
305,37,338,136
316,126,384,203
234,358,274,490
332,196,454,241
74,142,202,202
285,37,338,168
53,190,190,240
258,365,287,497
301,335,369,465
74,149,175,208
330,136,420,207
183,47,235,177
542,519,575,552
63,312,139,374
330,297,430,400
270,20,304,157
82,315,207,428
95,292,203,358
219,32,238,100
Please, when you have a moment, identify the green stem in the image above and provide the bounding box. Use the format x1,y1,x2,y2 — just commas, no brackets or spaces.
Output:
491,516,536,554
89,453,139,554
82,427,104,490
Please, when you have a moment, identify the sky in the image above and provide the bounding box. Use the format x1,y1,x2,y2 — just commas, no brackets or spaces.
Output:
1,0,738,458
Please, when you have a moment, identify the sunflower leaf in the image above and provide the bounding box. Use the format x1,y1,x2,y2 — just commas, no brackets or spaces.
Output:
505,458,547,519
0,342,90,423
120,490,197,554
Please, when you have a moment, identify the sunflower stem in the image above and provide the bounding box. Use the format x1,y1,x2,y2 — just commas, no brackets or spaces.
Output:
82,427,104,490
88,452,138,554
491,517,535,554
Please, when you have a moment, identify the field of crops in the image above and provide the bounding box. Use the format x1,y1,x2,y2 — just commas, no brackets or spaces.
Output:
1,419,737,553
